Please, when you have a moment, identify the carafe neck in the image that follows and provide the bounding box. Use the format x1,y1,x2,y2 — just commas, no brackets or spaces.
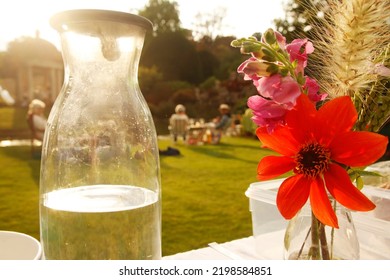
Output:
59,22,146,82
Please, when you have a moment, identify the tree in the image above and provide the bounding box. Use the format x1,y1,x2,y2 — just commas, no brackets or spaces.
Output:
141,32,200,83
192,7,227,41
274,0,327,42
139,1,203,83
138,0,181,36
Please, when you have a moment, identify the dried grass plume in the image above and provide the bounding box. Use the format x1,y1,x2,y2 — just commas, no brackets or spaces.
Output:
310,0,390,131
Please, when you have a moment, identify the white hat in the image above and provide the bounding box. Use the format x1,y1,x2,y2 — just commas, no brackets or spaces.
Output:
219,104,230,110
175,104,186,113
29,99,46,109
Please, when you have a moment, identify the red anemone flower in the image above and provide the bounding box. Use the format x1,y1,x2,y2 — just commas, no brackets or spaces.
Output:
256,94,388,228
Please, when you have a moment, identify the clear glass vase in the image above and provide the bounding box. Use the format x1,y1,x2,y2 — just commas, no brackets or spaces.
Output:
39,10,161,260
284,200,360,260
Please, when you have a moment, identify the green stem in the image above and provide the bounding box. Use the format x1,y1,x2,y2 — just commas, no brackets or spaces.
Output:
309,211,321,260
330,227,335,260
319,223,330,260
330,199,337,260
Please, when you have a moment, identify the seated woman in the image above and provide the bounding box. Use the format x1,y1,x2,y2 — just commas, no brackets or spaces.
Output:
169,104,189,143
27,99,47,141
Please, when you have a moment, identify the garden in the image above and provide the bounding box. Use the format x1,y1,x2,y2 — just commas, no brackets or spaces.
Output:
0,106,279,256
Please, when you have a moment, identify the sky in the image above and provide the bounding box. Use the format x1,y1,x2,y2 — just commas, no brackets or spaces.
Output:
0,0,286,51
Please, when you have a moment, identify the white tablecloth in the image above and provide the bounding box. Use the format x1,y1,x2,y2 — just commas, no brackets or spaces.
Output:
164,229,387,260
164,231,284,260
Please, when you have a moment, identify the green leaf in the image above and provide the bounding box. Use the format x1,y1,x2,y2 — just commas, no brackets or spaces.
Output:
266,63,279,75
357,170,383,177
230,40,242,48
262,49,276,61
262,55,275,62
241,42,262,53
348,168,383,190
231,37,261,48
356,175,364,190
349,169,382,178
263,29,276,45
279,68,289,77
296,72,306,85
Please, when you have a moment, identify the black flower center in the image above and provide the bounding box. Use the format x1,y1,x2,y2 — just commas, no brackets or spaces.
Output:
295,142,330,178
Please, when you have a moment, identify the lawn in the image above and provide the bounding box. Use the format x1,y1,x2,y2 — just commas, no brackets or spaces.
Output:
0,107,29,130
0,133,279,257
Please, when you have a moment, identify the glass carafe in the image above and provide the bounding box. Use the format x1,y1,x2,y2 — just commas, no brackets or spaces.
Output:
39,10,161,260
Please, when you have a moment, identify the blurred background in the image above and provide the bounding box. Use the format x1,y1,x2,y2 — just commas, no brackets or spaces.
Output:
0,0,303,137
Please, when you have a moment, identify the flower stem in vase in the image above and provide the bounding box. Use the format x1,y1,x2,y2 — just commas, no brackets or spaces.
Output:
309,212,321,259
319,222,330,260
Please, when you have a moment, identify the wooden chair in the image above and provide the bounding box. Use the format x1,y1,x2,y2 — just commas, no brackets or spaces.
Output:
26,115,43,158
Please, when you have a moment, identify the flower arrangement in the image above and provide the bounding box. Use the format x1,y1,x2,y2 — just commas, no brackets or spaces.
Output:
231,0,389,260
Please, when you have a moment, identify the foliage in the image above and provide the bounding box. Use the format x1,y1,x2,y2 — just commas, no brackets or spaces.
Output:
273,0,326,43
138,0,181,35
138,65,164,94
172,88,197,105
196,50,220,82
138,0,244,87
241,109,257,136
199,76,218,91
141,31,200,83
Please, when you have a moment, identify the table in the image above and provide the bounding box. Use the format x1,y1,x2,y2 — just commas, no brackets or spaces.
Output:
187,125,208,145
164,231,283,260
164,229,386,260
164,236,260,260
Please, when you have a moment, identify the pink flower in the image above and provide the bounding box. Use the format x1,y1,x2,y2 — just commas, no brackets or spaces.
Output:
254,74,301,108
286,39,314,74
237,57,272,80
304,77,328,103
247,95,288,131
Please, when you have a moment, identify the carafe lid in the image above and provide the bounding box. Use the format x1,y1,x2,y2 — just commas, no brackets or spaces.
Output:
50,9,153,32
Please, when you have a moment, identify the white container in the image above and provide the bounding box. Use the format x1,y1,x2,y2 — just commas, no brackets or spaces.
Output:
246,179,390,259
0,231,42,260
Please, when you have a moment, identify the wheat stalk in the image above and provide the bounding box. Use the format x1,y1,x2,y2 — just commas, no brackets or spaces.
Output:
310,0,390,132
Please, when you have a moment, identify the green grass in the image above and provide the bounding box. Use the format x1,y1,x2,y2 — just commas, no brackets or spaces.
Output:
0,145,40,239
0,135,278,257
0,107,28,130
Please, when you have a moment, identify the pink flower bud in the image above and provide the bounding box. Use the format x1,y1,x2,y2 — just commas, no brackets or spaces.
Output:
237,57,274,80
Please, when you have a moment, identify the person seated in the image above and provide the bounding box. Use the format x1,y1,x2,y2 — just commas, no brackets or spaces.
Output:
168,104,189,143
210,104,232,144
27,99,47,141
